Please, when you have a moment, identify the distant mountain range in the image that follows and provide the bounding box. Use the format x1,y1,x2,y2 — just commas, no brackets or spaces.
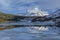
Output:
0,9,60,30
0,8,60,23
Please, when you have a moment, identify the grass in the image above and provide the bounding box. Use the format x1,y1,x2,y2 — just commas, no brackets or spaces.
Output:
0,12,15,23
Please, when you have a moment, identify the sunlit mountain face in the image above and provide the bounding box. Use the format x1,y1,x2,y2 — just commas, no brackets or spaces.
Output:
27,8,49,16
16,7,49,16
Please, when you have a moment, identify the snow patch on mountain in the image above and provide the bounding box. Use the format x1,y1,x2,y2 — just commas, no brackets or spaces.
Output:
26,7,49,16
15,7,49,16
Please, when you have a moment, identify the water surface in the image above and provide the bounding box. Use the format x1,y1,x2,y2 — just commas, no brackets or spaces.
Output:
0,26,60,40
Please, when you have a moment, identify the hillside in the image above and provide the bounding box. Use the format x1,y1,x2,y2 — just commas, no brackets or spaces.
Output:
0,12,15,23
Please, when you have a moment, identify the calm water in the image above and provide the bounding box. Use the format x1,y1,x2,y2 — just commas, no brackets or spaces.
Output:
0,26,60,40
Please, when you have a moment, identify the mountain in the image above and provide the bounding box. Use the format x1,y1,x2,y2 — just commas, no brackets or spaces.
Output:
51,9,60,27
26,8,49,16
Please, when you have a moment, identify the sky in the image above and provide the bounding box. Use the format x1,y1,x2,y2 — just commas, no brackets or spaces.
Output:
0,0,60,15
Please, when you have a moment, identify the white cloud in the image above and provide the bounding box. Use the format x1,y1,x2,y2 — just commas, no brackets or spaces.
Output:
0,0,60,14
0,0,11,10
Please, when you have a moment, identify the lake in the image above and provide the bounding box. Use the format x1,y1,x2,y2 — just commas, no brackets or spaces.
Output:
0,25,60,40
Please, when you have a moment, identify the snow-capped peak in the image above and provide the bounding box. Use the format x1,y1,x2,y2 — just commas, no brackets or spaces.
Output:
27,7,49,16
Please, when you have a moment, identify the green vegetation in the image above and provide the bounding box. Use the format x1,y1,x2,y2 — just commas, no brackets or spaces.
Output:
0,12,24,30
0,12,15,23
0,25,14,30
0,25,22,30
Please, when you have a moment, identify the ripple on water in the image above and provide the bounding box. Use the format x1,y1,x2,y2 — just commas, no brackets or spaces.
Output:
0,26,60,40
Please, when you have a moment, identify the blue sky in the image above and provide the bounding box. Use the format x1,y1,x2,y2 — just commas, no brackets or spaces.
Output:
0,0,60,15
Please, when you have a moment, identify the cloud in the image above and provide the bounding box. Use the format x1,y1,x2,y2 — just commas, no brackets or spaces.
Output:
0,0,60,14
0,0,11,10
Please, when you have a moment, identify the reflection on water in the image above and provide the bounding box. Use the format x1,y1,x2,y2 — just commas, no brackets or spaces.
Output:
0,25,60,40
